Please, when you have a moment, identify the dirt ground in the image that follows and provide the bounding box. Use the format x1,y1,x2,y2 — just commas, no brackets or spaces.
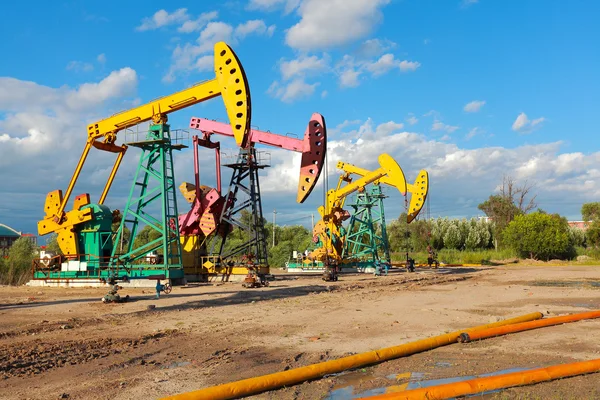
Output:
1,265,599,400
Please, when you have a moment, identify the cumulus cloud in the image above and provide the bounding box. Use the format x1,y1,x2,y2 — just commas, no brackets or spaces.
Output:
247,0,301,14
163,19,274,82
260,118,600,223
432,120,459,133
356,38,396,58
268,54,328,101
365,54,421,76
136,8,190,31
177,11,219,33
512,112,545,133
285,0,391,51
406,114,419,125
335,53,419,88
279,54,329,80
97,53,107,64
0,71,141,232
268,79,319,102
235,19,276,38
464,100,485,113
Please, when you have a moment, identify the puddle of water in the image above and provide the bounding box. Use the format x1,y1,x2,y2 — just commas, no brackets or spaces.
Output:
326,366,534,399
531,280,600,288
573,303,595,308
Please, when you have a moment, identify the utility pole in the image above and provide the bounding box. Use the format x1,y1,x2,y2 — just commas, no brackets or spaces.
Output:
272,209,277,247
311,213,314,232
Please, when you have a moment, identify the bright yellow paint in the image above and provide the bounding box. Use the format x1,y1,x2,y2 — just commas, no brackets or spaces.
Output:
407,169,429,223
311,153,419,263
38,42,252,257
162,312,543,400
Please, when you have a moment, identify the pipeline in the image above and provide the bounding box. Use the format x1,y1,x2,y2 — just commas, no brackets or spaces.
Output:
360,358,600,400
460,310,600,343
162,312,542,400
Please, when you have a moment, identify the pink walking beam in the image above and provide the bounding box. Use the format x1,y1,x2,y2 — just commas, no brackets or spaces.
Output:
189,113,326,203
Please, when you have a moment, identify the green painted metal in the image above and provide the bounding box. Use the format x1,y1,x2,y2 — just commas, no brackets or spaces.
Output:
78,203,113,265
110,123,183,274
33,266,184,280
342,184,390,267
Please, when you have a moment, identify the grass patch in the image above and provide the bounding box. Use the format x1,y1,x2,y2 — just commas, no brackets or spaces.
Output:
391,248,517,265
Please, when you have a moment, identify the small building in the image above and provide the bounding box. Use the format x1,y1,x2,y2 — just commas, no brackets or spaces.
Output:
568,221,589,231
0,224,37,257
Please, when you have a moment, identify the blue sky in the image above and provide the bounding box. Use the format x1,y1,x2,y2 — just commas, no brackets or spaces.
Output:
1,0,599,237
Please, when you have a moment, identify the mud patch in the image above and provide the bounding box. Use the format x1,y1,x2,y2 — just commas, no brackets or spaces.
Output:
0,330,181,378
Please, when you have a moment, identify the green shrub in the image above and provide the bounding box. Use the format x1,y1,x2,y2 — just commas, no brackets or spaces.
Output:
503,212,575,261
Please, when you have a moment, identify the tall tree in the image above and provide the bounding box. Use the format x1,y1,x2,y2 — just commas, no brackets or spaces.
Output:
581,202,600,222
478,175,537,245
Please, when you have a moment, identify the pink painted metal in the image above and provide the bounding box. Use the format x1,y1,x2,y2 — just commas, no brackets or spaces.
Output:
189,113,327,203
178,135,225,237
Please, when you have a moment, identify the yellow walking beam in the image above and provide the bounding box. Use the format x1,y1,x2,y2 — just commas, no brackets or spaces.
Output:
161,312,543,400
339,162,429,223
38,41,251,256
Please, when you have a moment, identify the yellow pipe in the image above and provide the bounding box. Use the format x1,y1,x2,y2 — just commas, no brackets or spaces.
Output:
460,310,600,343
162,312,543,400
361,358,600,400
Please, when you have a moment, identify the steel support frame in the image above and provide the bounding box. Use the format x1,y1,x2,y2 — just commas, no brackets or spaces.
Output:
213,148,268,267
111,124,183,270
343,184,390,266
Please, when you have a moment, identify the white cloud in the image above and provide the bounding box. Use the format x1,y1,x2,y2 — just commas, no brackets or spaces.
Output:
268,78,319,103
235,19,275,38
339,68,361,87
464,100,485,113
365,54,421,76
66,61,94,72
465,127,481,140
97,53,107,64
432,120,459,133
259,118,600,223
0,70,140,234
247,0,301,14
268,54,329,101
512,112,545,133
279,54,329,80
177,11,219,33
260,119,600,219
164,19,274,82
136,8,189,31
399,60,421,72
321,90,328,98
356,38,396,58
334,52,419,89
286,0,391,51
423,38,431,45
406,115,418,125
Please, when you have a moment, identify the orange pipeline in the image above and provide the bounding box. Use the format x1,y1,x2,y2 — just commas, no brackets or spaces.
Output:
162,312,542,400
460,310,600,343
360,358,600,400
